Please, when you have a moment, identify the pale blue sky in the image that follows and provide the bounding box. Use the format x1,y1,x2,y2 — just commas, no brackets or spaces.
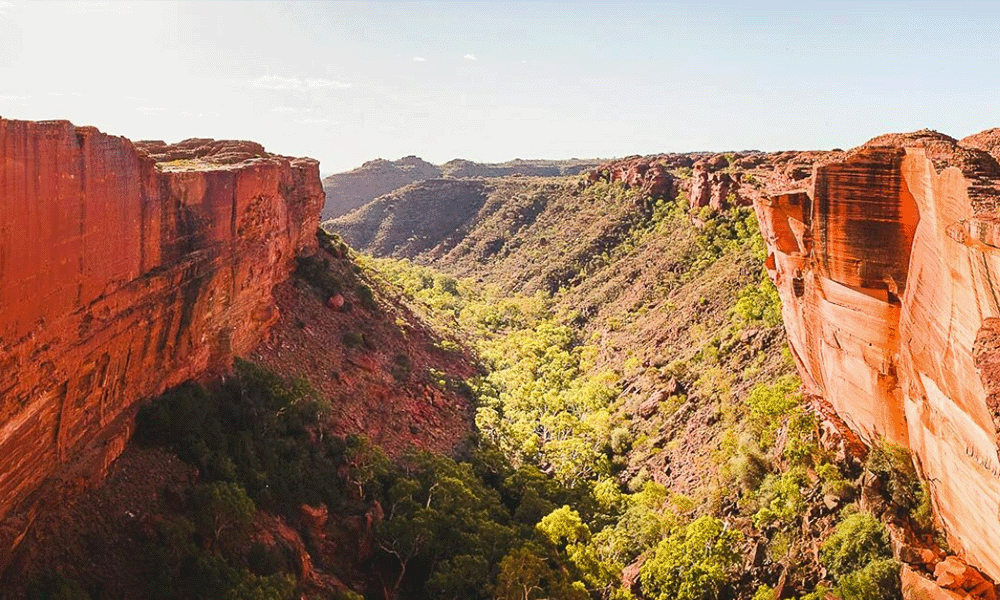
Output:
0,1,997,174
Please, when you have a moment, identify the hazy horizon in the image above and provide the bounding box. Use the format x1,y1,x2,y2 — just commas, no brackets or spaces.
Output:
2,1,999,175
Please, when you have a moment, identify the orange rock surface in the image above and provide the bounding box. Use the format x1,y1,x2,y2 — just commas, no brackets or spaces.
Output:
587,155,681,199
755,129,1000,580
0,118,322,552
689,163,748,210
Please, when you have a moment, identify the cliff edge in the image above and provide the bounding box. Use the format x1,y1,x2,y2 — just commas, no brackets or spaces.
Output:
756,128,1000,584
0,118,323,560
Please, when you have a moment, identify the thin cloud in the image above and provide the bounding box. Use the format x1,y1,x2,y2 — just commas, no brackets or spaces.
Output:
62,2,132,14
249,76,351,91
464,54,477,61
295,118,336,125
413,57,426,62
272,106,318,114
305,78,351,89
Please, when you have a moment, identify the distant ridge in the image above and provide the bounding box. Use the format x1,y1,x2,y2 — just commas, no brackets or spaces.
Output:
321,155,603,219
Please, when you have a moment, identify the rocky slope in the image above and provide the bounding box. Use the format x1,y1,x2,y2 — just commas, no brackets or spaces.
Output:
0,118,323,566
329,141,1000,598
249,237,478,458
321,156,441,220
321,156,602,220
3,235,480,598
326,150,833,295
755,128,1000,588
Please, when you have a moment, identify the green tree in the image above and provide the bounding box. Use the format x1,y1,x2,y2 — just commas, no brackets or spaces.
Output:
223,573,297,600
375,451,515,600
191,482,256,546
820,513,892,579
835,559,901,600
639,516,743,600
495,545,549,600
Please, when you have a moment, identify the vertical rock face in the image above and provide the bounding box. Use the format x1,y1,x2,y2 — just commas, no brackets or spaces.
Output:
688,164,748,210
755,129,1000,580
0,119,322,543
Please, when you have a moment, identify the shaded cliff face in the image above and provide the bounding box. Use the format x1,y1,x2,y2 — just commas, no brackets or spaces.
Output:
0,119,322,554
755,129,1000,580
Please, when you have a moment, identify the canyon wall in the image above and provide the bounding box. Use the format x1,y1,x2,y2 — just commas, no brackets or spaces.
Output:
0,119,323,555
755,130,1000,580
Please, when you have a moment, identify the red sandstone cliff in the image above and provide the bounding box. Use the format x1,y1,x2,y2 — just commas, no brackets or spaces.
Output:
0,118,323,557
755,129,1000,587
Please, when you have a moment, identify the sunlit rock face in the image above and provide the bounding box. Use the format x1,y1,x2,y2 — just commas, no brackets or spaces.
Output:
0,119,322,550
756,129,1000,579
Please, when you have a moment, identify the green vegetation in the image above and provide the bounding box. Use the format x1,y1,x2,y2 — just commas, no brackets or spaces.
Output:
733,275,782,327
820,513,900,600
639,516,744,600
135,360,365,511
350,199,786,598
296,252,344,297
353,181,912,599
87,360,387,600
865,441,934,531
29,178,929,599
26,576,92,600
821,513,892,578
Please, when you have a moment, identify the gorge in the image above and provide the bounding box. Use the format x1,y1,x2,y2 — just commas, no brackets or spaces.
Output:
6,116,1000,599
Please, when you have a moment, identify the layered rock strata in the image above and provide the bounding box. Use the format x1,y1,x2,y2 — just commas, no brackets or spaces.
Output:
0,118,322,556
755,130,1000,580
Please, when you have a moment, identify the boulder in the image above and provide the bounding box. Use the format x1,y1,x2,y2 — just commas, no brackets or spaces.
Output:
327,293,346,310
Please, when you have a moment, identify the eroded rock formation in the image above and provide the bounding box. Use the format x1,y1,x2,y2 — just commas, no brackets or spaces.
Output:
0,118,323,558
587,155,680,199
688,164,747,210
755,129,1000,582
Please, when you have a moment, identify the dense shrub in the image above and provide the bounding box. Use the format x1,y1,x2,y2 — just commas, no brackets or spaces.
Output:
821,513,892,578
753,468,808,529
356,283,377,310
733,274,782,326
866,441,933,530
295,254,343,297
819,511,900,600
25,575,91,600
835,558,901,600
136,360,357,512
